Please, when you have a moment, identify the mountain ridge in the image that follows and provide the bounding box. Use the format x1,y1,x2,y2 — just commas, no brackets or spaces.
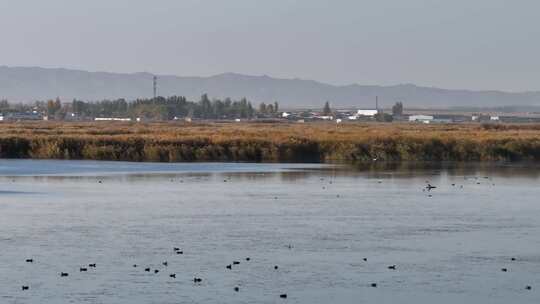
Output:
1,66,539,108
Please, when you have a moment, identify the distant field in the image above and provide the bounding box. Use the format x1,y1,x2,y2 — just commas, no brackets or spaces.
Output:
1,121,540,162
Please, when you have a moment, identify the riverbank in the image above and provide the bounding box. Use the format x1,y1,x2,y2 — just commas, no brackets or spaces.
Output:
1,122,539,162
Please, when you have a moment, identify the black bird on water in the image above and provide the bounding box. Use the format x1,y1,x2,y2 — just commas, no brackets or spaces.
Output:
169,274,176,278
280,294,287,298
274,265,279,270
426,184,437,191
234,287,240,292
25,259,33,263
162,261,168,267
233,261,240,265
526,286,532,290
511,257,517,261
133,264,138,268
194,278,202,283
388,265,396,270
370,283,377,288
176,251,184,255
501,268,508,272
226,264,232,270
80,267,88,272
174,247,180,251
145,268,151,272
22,286,29,291
89,264,96,268
60,272,69,277
154,269,160,274
246,257,251,261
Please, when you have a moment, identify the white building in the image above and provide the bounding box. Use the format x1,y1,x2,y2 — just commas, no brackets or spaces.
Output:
490,116,500,121
95,117,132,122
356,109,378,117
409,115,434,123
348,109,378,120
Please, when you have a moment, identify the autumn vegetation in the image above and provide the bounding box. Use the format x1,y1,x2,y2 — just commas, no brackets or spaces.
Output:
1,121,540,162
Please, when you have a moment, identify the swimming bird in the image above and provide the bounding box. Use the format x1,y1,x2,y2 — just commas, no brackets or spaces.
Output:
60,272,69,277
133,264,138,268
246,257,251,261
501,268,508,272
145,268,151,272
274,265,279,270
370,283,377,288
280,294,287,298
89,264,96,268
234,287,239,292
25,259,33,263
22,286,29,291
363,258,368,262
226,264,232,269
154,269,160,274
80,267,88,272
526,286,532,290
388,265,396,270
174,247,180,251
162,261,168,267
170,274,176,278
176,251,184,255
194,277,202,283
511,258,516,261
233,261,240,265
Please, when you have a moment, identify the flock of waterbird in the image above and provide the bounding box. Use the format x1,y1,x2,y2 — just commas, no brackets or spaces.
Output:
15,172,535,298
421,175,533,292
19,246,290,299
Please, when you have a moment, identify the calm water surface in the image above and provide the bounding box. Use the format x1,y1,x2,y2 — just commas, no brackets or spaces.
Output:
1,160,540,304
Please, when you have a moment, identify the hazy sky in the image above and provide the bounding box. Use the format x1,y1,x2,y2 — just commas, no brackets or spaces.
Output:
1,0,539,91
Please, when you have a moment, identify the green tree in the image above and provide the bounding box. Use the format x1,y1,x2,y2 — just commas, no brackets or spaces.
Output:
266,103,274,114
323,101,331,115
47,98,62,118
259,102,267,114
392,102,404,116
375,112,393,122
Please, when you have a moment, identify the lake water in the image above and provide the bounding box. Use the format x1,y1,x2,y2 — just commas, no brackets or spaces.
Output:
1,160,539,304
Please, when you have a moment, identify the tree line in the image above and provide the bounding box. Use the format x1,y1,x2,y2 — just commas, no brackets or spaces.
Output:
1,95,281,120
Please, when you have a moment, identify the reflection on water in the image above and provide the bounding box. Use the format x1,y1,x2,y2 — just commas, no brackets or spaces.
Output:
2,160,540,183
0,160,539,304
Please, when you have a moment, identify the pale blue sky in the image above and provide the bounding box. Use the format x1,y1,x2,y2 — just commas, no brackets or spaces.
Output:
1,0,539,91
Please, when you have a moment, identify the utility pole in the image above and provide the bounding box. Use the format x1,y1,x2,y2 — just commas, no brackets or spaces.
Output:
376,96,379,113
153,75,157,99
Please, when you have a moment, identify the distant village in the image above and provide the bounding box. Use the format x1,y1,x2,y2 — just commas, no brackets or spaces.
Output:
1,96,540,124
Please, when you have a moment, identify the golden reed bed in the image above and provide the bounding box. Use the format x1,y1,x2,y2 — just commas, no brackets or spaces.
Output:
1,121,540,162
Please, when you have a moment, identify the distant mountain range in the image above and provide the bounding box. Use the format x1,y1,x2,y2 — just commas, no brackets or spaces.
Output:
1,66,539,109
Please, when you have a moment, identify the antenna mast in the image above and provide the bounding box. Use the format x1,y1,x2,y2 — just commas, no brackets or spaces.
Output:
153,75,158,99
